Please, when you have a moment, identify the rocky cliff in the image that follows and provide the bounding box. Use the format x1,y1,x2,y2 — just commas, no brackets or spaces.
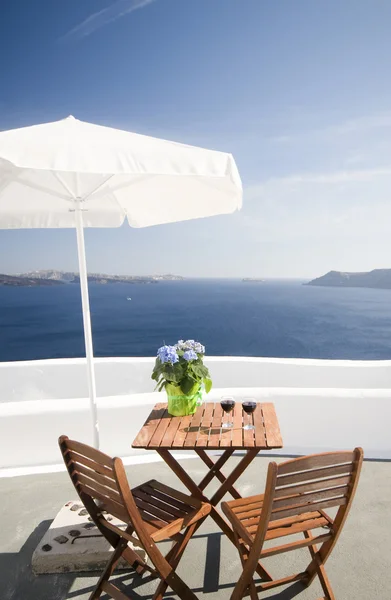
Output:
306,269,391,289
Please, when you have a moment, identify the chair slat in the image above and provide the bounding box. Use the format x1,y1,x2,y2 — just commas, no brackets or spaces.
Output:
64,439,114,468
132,488,186,519
229,493,264,510
274,474,352,498
150,480,201,508
269,497,347,521
272,485,349,511
264,516,328,539
77,483,129,522
72,462,119,492
133,496,172,523
276,463,354,486
245,511,328,534
73,472,121,502
236,505,264,521
277,452,355,476
140,484,192,514
268,511,327,529
135,508,167,530
66,450,115,479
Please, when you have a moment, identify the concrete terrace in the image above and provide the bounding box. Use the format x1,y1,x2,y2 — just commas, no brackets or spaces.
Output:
2,455,390,600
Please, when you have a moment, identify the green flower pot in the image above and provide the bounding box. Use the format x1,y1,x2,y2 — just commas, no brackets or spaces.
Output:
166,383,202,416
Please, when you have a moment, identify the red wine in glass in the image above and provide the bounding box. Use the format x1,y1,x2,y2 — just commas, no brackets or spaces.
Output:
242,399,256,430
221,396,235,428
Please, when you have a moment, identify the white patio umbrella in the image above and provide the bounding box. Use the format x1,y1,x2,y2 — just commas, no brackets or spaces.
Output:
0,115,242,447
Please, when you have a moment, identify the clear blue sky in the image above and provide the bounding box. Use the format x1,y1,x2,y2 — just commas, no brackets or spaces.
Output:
1,0,391,278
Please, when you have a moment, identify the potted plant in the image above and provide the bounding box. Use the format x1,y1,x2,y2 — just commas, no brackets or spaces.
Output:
151,339,212,416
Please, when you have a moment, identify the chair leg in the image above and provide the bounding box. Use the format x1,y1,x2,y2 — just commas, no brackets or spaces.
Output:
152,523,198,600
303,532,336,600
89,537,129,600
234,532,258,600
122,545,151,575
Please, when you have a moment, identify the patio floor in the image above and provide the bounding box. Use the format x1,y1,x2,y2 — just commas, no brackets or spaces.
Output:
1,454,390,600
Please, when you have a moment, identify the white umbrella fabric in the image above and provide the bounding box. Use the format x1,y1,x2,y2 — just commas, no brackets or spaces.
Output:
0,115,242,446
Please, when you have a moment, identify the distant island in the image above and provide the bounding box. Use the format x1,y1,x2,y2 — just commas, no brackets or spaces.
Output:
306,269,391,290
0,274,64,287
0,270,185,287
242,278,265,283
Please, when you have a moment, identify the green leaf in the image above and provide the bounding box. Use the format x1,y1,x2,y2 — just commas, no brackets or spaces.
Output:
157,380,166,392
191,364,208,378
164,364,184,383
204,378,212,394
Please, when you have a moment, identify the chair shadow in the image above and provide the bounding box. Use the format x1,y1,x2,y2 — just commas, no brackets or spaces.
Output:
0,520,158,600
254,582,307,599
2,522,306,600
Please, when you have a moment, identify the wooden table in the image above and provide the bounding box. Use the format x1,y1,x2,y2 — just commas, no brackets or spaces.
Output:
132,401,283,544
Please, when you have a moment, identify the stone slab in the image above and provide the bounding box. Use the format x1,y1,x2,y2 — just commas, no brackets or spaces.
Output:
32,500,147,574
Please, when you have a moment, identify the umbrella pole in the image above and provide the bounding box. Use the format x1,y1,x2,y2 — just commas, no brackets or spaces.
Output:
75,201,99,448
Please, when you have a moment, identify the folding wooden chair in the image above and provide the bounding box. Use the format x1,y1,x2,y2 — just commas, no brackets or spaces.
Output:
59,435,211,600
222,448,363,599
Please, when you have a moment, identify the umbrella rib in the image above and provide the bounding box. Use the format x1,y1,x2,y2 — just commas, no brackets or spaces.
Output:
53,172,116,203
0,169,71,203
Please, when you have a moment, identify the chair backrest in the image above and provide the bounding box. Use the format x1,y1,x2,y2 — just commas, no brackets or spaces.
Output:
59,435,133,526
253,448,363,549
270,448,363,522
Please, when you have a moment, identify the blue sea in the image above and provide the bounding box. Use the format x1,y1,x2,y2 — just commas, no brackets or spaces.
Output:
0,279,391,362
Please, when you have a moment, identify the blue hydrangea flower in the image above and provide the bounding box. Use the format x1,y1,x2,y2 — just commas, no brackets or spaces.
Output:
176,339,205,354
157,345,179,364
193,342,205,354
183,349,197,361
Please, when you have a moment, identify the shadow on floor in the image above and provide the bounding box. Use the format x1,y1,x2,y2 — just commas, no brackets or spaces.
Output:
1,523,306,600
1,519,77,600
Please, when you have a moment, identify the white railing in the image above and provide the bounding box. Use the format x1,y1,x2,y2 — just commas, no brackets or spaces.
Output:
0,356,390,474
1,356,391,401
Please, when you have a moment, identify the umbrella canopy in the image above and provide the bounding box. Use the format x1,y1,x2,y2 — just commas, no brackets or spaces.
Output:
0,116,243,447
0,115,242,228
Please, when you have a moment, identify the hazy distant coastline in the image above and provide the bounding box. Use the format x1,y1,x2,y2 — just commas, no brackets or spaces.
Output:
307,269,391,290
242,278,265,283
0,270,185,286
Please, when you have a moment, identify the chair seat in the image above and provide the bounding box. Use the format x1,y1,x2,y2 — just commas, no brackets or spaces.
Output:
131,479,210,542
222,493,332,546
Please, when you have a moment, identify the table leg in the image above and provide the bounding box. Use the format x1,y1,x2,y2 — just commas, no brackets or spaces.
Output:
195,449,241,498
156,448,272,581
210,448,259,506
157,448,258,536
156,449,208,502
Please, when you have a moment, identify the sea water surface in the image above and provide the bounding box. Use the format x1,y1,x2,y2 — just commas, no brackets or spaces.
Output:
0,279,391,362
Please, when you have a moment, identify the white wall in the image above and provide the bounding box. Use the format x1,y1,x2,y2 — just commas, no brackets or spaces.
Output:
1,356,391,402
1,380,390,474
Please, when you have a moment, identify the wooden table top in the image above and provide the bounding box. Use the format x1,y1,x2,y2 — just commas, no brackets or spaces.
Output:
132,402,283,451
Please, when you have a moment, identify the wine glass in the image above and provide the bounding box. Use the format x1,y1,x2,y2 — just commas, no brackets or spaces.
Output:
242,398,257,430
220,396,235,428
